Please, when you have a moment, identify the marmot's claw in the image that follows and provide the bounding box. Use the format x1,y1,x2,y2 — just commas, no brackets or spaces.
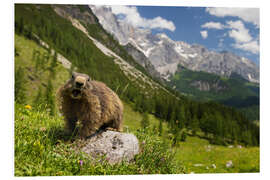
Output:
105,127,118,131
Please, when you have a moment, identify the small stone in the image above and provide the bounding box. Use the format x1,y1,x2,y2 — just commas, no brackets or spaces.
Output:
193,164,204,167
226,160,233,168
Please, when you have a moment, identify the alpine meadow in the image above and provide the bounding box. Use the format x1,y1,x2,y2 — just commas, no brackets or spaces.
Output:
14,4,259,176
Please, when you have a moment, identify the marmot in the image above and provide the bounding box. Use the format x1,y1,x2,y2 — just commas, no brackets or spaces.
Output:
57,72,123,138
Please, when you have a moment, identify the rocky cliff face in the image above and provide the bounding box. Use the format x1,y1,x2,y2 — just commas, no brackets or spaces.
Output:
190,80,228,92
123,43,163,81
90,5,259,84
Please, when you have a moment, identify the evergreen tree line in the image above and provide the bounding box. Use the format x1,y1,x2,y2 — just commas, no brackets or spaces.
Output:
32,48,58,116
15,4,259,146
136,92,259,146
15,46,58,116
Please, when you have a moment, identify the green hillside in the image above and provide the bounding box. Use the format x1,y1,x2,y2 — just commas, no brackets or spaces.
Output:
15,3,259,146
169,66,259,121
169,66,259,103
15,34,70,105
14,4,260,175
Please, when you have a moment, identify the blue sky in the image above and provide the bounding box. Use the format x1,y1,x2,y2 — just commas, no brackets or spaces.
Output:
111,5,260,64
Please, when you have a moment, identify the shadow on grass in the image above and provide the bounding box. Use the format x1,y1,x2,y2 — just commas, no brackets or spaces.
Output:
46,126,77,144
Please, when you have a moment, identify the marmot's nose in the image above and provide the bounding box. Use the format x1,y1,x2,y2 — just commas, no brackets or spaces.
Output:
76,82,84,88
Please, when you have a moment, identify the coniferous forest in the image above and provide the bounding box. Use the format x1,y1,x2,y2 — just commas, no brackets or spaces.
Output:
14,4,260,176
15,4,259,146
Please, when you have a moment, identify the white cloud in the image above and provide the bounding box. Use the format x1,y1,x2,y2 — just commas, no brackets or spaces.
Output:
200,19,259,54
225,20,259,54
202,20,253,43
232,40,259,54
110,5,176,31
226,20,252,43
206,7,259,27
200,31,208,39
201,22,225,29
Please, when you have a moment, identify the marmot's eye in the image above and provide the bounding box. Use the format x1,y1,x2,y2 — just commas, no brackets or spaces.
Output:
72,75,74,79
88,78,90,81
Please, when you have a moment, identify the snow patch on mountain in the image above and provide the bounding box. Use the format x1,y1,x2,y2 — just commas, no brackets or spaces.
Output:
90,5,259,84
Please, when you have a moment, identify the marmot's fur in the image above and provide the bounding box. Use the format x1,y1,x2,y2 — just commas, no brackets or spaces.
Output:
57,72,123,138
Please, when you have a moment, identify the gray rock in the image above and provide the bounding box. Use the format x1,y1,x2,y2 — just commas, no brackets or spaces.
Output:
90,5,259,83
123,43,163,82
80,131,140,164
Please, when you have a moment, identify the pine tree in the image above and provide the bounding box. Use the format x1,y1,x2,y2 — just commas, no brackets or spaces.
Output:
190,116,200,136
180,128,187,142
18,17,24,34
32,50,41,73
49,51,58,78
178,105,186,130
15,67,26,104
141,113,150,130
135,95,143,112
25,24,33,39
158,119,163,136
45,80,55,116
33,86,44,109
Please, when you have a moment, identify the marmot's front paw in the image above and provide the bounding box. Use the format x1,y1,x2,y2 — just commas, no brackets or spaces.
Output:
105,127,118,131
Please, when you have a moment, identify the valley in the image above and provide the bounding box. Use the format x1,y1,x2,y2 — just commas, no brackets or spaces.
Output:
14,4,260,175
91,5,260,121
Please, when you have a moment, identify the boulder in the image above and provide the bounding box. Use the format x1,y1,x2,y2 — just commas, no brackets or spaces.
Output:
78,130,140,164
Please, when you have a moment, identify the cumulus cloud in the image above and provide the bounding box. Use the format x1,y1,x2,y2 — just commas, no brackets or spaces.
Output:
206,7,259,27
110,5,176,31
225,20,259,54
200,31,208,39
232,40,259,54
201,22,225,29
201,20,253,43
201,19,259,54
226,20,252,43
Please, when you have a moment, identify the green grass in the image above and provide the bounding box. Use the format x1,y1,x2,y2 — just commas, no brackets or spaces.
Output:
124,105,260,174
123,102,168,133
15,102,259,176
14,103,181,176
14,8,259,175
175,136,259,173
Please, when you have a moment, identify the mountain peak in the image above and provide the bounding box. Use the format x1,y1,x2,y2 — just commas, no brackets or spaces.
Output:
90,5,259,84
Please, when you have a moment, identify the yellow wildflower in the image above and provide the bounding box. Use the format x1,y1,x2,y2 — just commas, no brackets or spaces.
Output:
25,105,32,109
